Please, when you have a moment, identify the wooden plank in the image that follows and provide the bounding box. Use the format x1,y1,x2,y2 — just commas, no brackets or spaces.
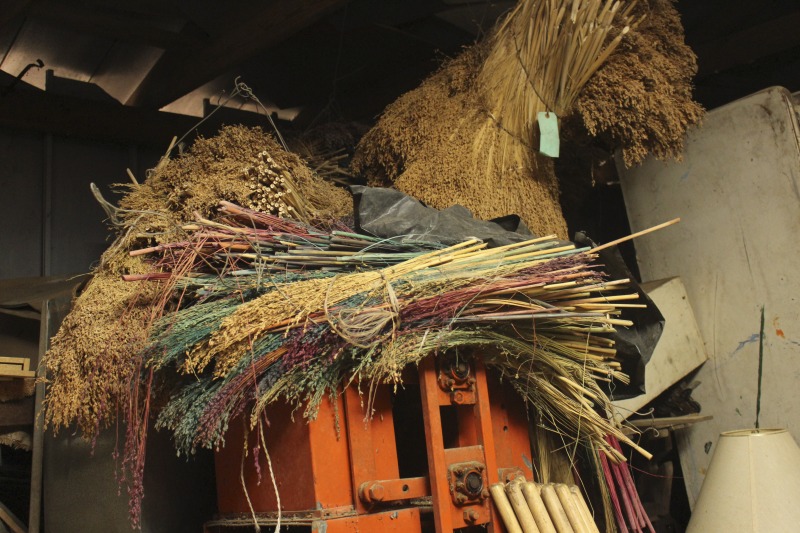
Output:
0,369,35,378
28,298,68,533
0,499,27,533
0,275,89,309
0,357,30,370
126,0,351,109
628,414,713,430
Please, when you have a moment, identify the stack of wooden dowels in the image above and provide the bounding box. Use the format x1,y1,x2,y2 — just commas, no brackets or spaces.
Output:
490,477,601,533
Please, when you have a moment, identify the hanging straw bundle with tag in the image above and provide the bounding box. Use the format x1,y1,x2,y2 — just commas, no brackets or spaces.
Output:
475,0,642,171
353,0,640,238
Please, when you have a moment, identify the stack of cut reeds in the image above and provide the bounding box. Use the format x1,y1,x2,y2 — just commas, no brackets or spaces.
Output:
126,202,664,465
491,476,602,533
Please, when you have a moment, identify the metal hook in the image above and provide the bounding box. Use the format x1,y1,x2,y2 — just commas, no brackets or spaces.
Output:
1,58,44,96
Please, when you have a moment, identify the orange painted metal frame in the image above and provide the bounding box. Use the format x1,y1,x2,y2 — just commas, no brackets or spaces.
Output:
213,353,532,532
418,356,503,532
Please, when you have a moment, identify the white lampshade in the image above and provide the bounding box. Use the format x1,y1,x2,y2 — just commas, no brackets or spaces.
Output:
687,428,800,532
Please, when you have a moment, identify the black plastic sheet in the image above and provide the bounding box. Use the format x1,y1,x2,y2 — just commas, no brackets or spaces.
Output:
351,185,565,248
574,232,665,399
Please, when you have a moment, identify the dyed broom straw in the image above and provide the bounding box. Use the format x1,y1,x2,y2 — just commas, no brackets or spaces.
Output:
132,202,658,462
130,203,681,474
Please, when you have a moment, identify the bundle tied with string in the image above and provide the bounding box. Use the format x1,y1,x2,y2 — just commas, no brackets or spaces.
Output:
131,204,671,466
353,0,640,239
474,0,642,173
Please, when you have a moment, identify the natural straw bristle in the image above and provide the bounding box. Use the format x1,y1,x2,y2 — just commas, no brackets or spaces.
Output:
474,0,640,173
573,0,704,166
354,0,640,239
353,46,569,238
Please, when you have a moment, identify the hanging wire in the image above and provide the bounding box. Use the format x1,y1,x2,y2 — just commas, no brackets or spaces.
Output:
171,77,289,156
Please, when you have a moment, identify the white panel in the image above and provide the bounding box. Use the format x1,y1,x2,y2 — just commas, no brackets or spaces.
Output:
612,277,707,420
618,87,800,506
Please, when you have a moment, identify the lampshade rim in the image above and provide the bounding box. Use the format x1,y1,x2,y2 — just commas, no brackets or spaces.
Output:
720,428,787,437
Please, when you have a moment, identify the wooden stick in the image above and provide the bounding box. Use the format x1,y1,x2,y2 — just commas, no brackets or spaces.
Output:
507,480,542,533
540,484,575,533
555,484,590,533
591,218,680,253
570,486,602,533
491,483,525,533
522,482,557,533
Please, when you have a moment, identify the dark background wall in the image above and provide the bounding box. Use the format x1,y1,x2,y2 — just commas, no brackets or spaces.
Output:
0,127,161,279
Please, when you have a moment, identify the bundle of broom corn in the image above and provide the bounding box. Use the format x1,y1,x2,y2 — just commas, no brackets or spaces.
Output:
132,201,660,466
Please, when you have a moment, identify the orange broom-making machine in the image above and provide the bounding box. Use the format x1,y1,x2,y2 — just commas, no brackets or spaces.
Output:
205,353,532,533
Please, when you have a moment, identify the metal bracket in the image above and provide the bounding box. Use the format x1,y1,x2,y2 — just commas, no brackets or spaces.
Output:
437,354,475,392
358,477,430,506
498,467,525,484
446,461,489,506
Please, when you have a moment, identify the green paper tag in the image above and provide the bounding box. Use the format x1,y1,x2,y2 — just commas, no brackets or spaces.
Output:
537,111,559,158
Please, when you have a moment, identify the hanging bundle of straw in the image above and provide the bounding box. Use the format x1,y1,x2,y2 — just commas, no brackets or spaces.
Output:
474,0,642,172
353,0,641,238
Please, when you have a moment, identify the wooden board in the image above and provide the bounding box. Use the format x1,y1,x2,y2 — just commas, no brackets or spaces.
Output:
0,499,27,533
0,356,35,378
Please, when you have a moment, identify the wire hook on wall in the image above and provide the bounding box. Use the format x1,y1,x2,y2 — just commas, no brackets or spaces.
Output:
0,58,44,97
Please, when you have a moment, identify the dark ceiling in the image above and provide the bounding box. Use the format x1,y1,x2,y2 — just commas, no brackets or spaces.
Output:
0,0,798,147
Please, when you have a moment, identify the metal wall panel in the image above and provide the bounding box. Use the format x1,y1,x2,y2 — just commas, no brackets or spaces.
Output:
618,86,800,507
0,128,44,278
0,128,162,279
48,136,131,275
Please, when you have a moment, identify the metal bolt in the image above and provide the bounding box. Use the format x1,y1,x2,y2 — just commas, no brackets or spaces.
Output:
359,482,386,503
368,483,386,502
454,493,468,505
453,391,465,403
463,509,480,523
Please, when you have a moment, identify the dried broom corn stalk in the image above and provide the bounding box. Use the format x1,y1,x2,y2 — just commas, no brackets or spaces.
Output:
353,0,639,238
